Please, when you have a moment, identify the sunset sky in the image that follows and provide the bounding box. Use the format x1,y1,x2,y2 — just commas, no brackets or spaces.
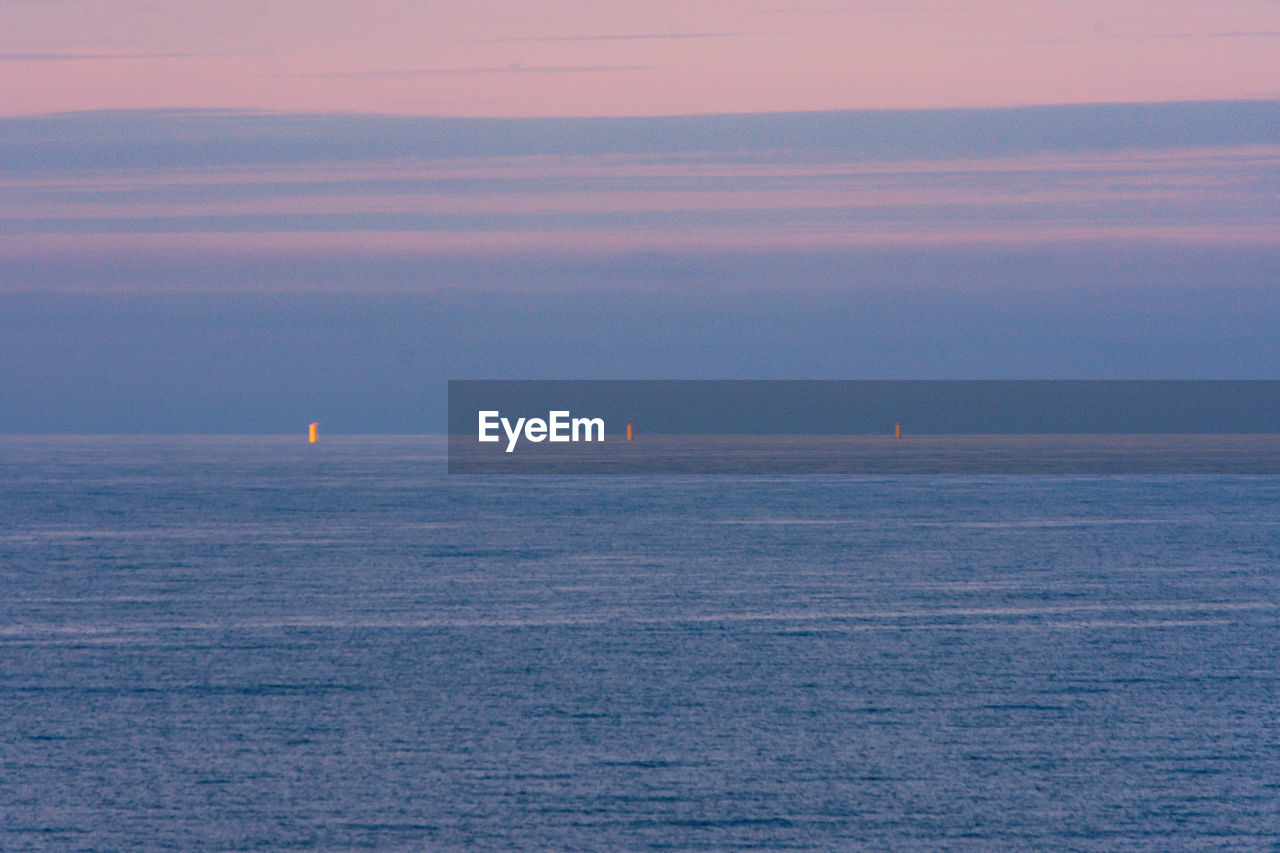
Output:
4,0,1280,116
2,1,1279,431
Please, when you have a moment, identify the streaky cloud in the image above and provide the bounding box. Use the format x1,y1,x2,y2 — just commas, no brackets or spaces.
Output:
276,65,649,78
477,32,755,42
3,101,1280,172
1144,31,1280,40
0,52,208,61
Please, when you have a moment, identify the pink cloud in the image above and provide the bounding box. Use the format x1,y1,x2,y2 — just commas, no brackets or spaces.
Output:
2,0,1278,116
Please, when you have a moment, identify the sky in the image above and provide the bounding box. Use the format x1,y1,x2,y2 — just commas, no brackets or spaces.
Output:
3,0,1280,115
2,1,1279,432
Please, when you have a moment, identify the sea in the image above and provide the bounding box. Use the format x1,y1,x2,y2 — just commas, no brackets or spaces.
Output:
2,436,1278,851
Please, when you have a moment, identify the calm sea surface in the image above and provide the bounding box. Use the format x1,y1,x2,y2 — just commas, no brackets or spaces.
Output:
2,436,1278,851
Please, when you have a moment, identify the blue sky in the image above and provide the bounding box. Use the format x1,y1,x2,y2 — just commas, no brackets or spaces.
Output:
4,103,1280,431
3,8,1279,432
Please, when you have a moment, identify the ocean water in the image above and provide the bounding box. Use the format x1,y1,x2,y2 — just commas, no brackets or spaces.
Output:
2,436,1278,851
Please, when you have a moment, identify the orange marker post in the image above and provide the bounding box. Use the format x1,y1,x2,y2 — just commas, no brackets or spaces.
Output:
626,422,634,441
309,422,319,443
894,422,902,439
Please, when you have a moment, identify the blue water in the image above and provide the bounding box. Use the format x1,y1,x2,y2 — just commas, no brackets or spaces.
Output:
2,436,1279,851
